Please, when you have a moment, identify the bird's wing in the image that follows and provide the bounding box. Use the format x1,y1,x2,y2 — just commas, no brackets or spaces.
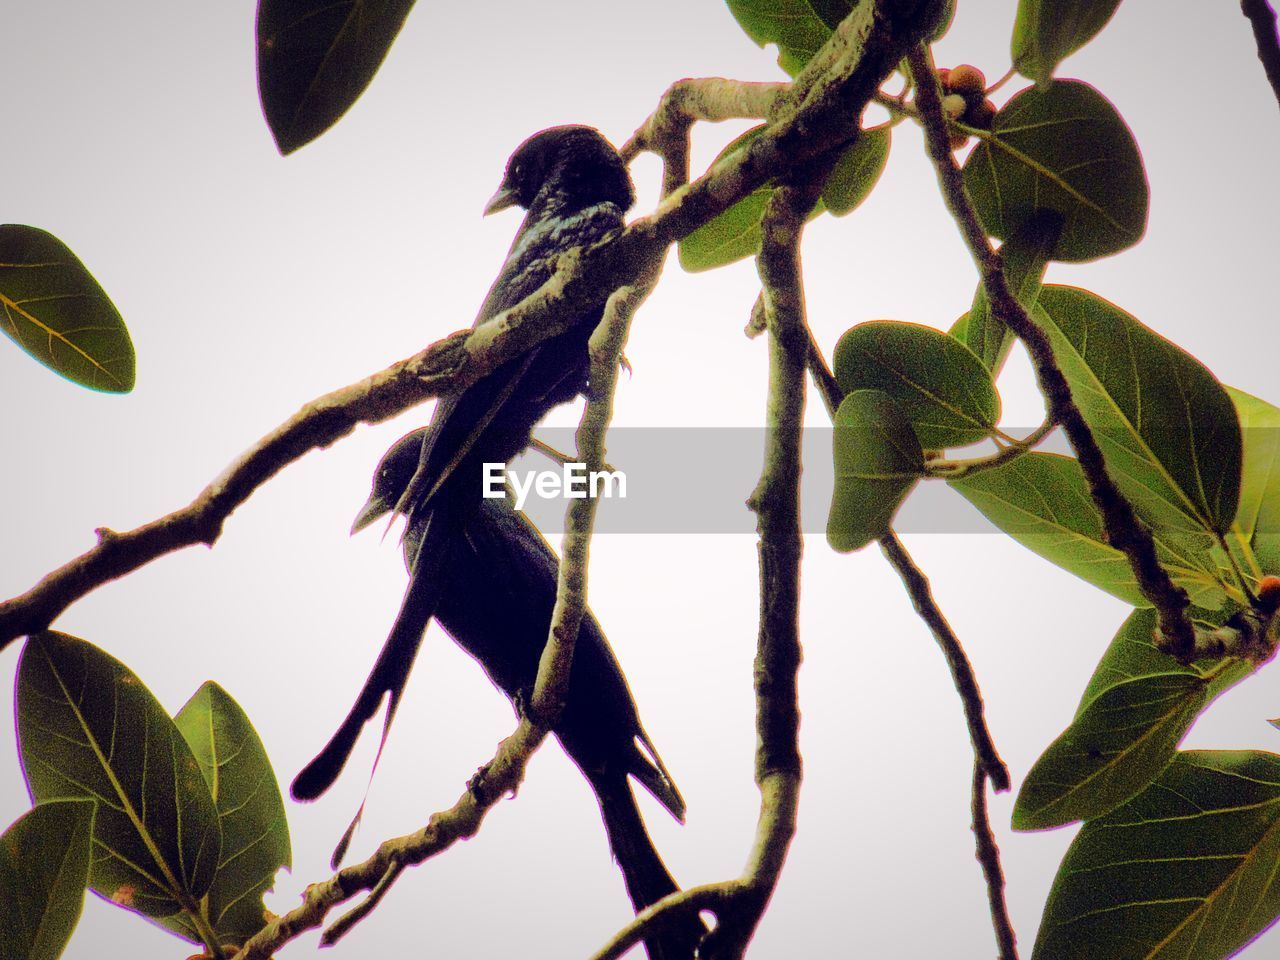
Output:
490,502,687,822
396,202,627,518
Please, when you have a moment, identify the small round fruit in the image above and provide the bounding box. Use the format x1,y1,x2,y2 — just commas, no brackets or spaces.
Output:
948,64,986,94
941,93,968,120
966,98,998,130
936,67,952,88
1257,575,1280,612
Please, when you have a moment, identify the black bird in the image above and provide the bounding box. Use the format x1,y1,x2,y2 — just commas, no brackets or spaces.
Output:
293,126,635,803
334,429,707,958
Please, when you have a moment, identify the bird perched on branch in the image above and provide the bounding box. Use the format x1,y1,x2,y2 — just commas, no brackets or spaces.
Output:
292,125,636,804
348,431,702,944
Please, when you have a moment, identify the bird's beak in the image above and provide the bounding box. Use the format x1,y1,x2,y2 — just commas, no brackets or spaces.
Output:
350,495,391,535
483,184,518,216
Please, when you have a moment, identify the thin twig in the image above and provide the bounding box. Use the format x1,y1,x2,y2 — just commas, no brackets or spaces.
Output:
804,300,1016,953
1242,0,1280,111
804,314,1009,791
880,534,1010,791
237,718,545,960
926,419,1056,479
905,45,1198,660
971,762,1019,960
533,274,655,721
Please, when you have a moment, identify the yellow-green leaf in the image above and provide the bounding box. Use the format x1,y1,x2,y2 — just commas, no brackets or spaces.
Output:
0,225,134,393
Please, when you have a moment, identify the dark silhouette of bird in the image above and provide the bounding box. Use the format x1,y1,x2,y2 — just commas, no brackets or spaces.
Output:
324,428,708,958
293,126,636,804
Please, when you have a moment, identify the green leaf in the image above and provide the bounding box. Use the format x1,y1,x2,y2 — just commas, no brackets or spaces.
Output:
679,187,773,272
805,0,852,29
949,211,1060,372
951,453,1228,609
678,126,827,272
1013,610,1251,831
832,320,999,449
951,452,1141,606
679,123,884,271
257,0,416,154
821,128,891,216
725,0,832,75
827,390,924,552
1033,750,1280,960
159,683,291,943
1012,0,1123,86
0,801,96,960
0,225,134,393
1037,285,1242,538
15,632,221,928
962,80,1147,262
679,127,771,272
1229,387,1280,572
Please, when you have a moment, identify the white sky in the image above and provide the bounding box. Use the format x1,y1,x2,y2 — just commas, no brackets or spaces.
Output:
4,1,1280,957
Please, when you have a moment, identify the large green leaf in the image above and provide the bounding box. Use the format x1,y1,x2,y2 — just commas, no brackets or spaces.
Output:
15,632,221,927
1229,387,1280,574
0,225,134,393
833,320,998,449
827,390,924,552
1013,610,1251,831
1033,750,1280,960
257,0,416,154
962,80,1147,262
951,453,1227,609
949,211,1060,373
159,683,291,944
1037,285,1242,538
821,128,891,216
725,0,832,75
0,801,96,960
1012,0,1124,86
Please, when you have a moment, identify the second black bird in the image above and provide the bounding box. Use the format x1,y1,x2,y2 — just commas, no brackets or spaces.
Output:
327,429,707,959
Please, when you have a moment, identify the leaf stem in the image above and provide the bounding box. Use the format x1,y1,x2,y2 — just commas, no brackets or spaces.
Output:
1218,532,1259,605
927,419,1055,479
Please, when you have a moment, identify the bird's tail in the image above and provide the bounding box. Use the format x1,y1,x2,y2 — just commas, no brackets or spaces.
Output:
630,729,686,824
291,508,457,859
594,773,707,960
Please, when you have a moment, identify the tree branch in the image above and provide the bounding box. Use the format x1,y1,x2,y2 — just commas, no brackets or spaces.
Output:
1242,0,1280,111
593,167,821,960
805,304,1017,953
972,761,1019,959
0,0,942,653
804,329,1010,792
879,534,1009,790
905,45,1197,660
237,715,545,959
695,180,814,959
622,78,786,195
